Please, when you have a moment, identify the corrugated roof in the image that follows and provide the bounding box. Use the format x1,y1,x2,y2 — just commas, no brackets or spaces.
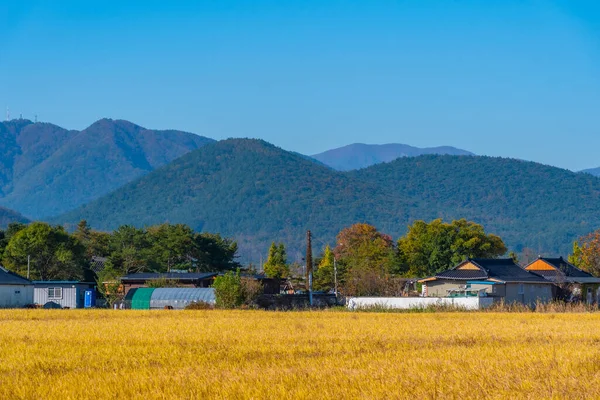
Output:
130,288,155,309
121,272,218,282
0,266,32,285
150,288,215,303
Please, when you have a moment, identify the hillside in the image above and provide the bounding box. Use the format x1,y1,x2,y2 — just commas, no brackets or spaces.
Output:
352,155,600,254
312,143,474,171
581,167,600,177
0,119,213,218
55,139,404,261
55,140,600,261
0,206,29,228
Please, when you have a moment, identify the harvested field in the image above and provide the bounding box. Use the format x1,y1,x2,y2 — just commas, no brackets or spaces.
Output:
0,310,599,399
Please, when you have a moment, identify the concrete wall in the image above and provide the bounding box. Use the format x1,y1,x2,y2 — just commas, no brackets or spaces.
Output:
0,285,34,308
34,284,88,308
505,283,553,305
347,297,494,310
424,281,505,298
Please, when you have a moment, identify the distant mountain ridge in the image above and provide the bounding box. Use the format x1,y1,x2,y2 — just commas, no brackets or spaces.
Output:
311,143,474,171
54,138,600,261
0,206,29,228
0,119,213,218
581,167,600,177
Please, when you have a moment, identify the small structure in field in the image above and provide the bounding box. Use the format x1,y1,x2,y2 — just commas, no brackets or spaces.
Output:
33,281,96,309
120,272,218,295
524,257,600,304
124,287,216,309
419,258,554,305
0,266,33,308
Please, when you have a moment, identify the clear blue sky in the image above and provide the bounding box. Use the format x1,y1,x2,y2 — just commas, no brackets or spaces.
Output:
2,1,600,170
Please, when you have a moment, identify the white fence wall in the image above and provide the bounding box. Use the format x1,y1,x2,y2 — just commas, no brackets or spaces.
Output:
347,297,494,310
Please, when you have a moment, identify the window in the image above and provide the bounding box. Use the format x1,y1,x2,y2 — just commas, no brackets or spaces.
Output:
518,284,525,295
48,287,63,300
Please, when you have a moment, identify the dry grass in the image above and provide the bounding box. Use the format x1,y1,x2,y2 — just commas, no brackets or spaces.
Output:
1,310,600,399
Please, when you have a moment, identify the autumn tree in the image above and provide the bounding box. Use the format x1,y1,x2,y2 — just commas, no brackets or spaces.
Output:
396,219,507,277
334,223,395,296
263,242,289,278
570,230,600,276
313,245,335,292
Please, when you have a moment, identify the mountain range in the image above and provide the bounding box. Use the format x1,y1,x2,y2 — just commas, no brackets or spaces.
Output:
582,167,600,177
0,118,599,262
0,119,213,218
0,206,29,228
54,138,600,262
311,143,474,171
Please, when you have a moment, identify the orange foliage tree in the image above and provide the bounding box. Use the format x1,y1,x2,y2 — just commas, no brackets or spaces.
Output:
571,230,600,277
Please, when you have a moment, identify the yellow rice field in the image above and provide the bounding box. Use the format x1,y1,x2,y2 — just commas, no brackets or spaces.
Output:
1,310,600,399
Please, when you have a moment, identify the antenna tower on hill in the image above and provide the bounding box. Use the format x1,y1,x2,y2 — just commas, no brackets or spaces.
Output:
5,106,9,121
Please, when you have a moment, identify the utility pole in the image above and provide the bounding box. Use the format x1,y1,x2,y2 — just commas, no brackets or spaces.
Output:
306,230,313,306
27,255,30,279
334,256,337,297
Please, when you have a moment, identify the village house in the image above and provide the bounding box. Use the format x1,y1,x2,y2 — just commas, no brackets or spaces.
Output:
419,258,553,305
0,266,33,308
524,257,600,304
33,281,96,309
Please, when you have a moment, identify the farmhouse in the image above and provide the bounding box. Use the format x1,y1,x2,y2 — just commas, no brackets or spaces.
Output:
0,266,33,308
524,257,600,304
33,281,96,309
419,258,553,305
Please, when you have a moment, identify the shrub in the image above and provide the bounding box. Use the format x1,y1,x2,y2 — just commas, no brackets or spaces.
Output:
213,270,243,309
185,301,214,310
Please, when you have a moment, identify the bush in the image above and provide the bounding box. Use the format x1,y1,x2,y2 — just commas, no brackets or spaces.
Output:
213,270,244,309
185,301,214,310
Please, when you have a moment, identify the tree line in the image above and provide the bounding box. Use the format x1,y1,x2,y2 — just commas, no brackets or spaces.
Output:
0,220,239,282
262,218,508,296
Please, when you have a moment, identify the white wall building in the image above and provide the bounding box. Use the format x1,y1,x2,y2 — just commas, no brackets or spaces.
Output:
0,266,33,308
33,281,95,308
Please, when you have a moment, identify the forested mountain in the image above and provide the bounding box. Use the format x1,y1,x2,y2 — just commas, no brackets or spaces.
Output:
55,139,402,262
0,206,29,228
311,143,474,171
54,139,600,262
0,119,213,218
581,167,600,177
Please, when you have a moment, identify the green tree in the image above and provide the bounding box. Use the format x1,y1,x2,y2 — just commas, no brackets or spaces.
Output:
147,223,195,271
313,245,335,292
193,232,240,272
396,219,507,277
212,270,243,308
106,225,151,274
568,241,583,268
3,222,85,280
263,242,289,278
73,220,111,259
0,222,27,258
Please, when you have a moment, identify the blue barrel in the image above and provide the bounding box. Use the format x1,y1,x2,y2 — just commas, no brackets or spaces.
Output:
84,290,96,308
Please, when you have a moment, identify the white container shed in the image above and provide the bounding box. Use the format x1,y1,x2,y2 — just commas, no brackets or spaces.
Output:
33,281,95,309
0,266,33,308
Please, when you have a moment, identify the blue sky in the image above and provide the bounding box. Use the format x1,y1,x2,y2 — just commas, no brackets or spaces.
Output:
1,1,600,170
